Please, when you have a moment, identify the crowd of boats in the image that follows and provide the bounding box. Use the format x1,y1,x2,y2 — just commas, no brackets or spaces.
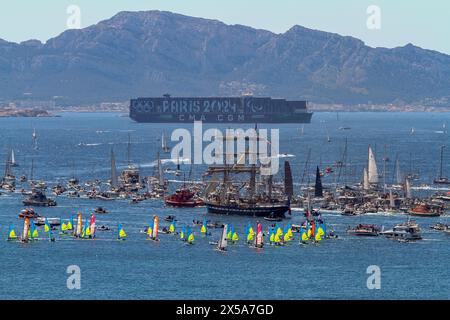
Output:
1,130,449,223
8,208,448,248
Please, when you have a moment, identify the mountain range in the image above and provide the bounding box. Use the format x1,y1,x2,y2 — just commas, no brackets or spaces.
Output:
1,10,449,106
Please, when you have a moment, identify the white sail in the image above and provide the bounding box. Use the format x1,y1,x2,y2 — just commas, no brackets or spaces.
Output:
157,153,164,185
389,190,395,208
218,224,228,250
11,149,16,165
405,178,412,199
363,168,370,190
368,146,379,184
161,132,166,149
395,159,403,184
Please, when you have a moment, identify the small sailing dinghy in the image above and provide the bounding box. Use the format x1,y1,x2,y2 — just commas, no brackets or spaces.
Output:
246,223,255,244
21,217,30,243
7,224,18,241
187,227,195,245
148,215,160,242
200,219,210,236
251,223,264,249
117,224,126,240
215,224,228,252
74,213,83,238
44,218,56,242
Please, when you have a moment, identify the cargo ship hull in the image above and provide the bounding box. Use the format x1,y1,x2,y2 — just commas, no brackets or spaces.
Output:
130,96,313,123
206,203,289,218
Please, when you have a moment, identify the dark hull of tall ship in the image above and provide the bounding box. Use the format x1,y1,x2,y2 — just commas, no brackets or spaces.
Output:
206,202,289,218
130,96,313,123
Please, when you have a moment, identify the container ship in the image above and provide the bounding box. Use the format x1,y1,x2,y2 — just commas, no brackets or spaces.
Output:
129,95,312,123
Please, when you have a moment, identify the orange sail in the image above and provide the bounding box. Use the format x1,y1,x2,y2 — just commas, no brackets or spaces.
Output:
22,217,30,241
152,215,159,239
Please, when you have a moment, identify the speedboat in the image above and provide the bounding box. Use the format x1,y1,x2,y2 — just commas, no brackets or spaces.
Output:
34,217,61,226
347,224,381,236
381,220,422,241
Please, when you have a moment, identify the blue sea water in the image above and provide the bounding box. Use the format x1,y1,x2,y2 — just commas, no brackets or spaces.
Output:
0,112,448,300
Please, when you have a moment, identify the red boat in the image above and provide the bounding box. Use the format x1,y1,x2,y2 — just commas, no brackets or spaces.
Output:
19,208,40,219
165,189,205,207
408,204,442,217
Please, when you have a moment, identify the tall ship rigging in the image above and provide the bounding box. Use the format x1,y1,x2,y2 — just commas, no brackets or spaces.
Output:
203,131,292,218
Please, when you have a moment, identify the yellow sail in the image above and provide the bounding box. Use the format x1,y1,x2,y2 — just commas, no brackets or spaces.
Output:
315,231,322,242
188,233,194,244
200,225,207,234
67,221,73,230
32,229,39,238
232,232,239,242
180,230,185,240
44,224,50,233
274,233,281,244
9,229,17,239
227,230,232,240
147,225,152,238
307,228,312,238
119,229,126,239
301,232,309,242
276,227,283,236
248,227,255,236
270,232,275,243
61,222,68,231
85,226,91,237
247,232,254,242
169,224,175,233
317,226,325,237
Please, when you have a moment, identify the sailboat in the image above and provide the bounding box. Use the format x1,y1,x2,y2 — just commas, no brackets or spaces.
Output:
30,220,39,241
44,218,55,241
367,145,379,187
300,227,309,245
21,217,30,243
117,224,127,240
74,213,83,238
434,145,449,185
200,219,208,236
7,224,18,241
246,223,255,244
215,224,228,252
32,128,38,150
168,220,176,234
10,149,18,167
110,148,118,190
187,227,195,245
148,215,160,242
392,158,404,189
161,131,170,153
252,223,264,249
314,166,323,198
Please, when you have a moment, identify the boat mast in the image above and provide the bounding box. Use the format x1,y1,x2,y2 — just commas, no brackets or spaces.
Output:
110,147,118,188
438,145,445,179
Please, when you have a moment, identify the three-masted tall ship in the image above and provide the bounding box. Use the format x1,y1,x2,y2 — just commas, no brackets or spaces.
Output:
203,133,292,218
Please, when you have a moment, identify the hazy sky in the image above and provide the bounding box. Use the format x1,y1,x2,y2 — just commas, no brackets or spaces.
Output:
1,0,449,54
